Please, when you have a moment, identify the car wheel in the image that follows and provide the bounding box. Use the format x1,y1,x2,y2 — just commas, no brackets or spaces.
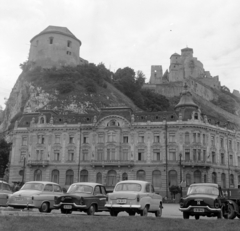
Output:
61,208,72,214
39,202,51,213
110,209,118,217
87,205,95,216
183,212,189,219
128,211,136,216
141,206,148,217
155,207,162,217
223,204,236,219
195,215,200,220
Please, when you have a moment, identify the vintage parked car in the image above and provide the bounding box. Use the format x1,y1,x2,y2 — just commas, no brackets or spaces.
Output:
105,180,163,217
179,183,226,219
54,182,109,215
0,180,12,207
7,181,63,212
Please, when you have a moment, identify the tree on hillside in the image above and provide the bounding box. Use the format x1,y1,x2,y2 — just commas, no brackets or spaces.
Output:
136,70,146,89
0,139,11,179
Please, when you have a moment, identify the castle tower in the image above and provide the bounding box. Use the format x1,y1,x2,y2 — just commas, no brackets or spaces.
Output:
149,65,163,84
28,26,82,68
169,53,184,82
181,47,193,61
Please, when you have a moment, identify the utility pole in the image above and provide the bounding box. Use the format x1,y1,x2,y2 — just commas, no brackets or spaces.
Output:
165,119,168,199
226,121,230,199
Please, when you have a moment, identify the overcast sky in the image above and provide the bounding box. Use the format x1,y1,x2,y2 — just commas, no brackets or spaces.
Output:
1,0,240,109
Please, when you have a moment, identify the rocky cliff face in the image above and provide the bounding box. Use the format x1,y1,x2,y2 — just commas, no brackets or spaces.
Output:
0,68,139,133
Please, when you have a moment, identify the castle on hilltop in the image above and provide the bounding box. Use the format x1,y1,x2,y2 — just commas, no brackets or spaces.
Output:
148,47,221,90
28,26,88,68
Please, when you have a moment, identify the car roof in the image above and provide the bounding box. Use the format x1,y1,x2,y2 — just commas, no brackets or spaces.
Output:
24,181,60,185
190,183,219,187
70,182,103,187
116,180,149,185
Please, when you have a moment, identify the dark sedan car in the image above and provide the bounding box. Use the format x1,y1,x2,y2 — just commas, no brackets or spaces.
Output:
54,182,108,215
179,183,226,219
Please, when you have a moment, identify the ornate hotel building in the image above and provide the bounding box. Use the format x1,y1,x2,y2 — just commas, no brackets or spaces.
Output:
9,86,240,196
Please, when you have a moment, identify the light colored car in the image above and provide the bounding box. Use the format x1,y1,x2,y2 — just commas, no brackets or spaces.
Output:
7,181,63,213
105,180,163,217
0,180,12,207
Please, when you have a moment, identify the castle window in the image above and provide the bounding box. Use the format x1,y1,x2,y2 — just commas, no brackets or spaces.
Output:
194,113,198,120
67,40,72,47
66,51,72,55
49,37,54,44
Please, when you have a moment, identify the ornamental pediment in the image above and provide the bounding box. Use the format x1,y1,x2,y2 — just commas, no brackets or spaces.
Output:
96,115,130,128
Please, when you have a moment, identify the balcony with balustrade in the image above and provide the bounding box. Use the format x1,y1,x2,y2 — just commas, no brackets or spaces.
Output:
27,160,49,167
182,160,211,168
91,160,134,167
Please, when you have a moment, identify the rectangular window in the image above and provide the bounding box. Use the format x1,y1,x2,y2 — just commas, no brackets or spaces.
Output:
185,149,190,161
97,149,103,161
54,150,60,161
49,37,53,44
212,152,216,164
154,135,160,143
185,133,190,144
238,156,240,167
169,149,176,161
98,134,104,143
197,149,201,161
169,133,175,143
107,133,115,142
55,135,60,144
193,133,196,143
36,150,44,160
67,40,71,47
153,149,160,161
229,140,232,150
122,149,128,161
123,136,128,143
229,155,233,166
138,149,144,161
221,153,224,165
20,151,26,162
197,133,201,143
107,149,110,161
69,136,74,144
83,136,89,144
220,138,224,148
82,149,88,161
138,135,144,143
68,150,74,161
211,135,215,147
203,150,206,162
38,135,44,144
22,137,27,146
193,149,197,161
203,134,206,145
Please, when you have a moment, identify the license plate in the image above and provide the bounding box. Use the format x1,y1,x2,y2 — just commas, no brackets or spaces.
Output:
15,197,23,201
117,199,126,204
63,205,72,209
194,208,204,212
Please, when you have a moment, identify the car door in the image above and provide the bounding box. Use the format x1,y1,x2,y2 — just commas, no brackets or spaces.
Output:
150,184,159,211
145,183,153,210
93,186,102,209
99,186,108,211
42,184,54,206
52,185,63,208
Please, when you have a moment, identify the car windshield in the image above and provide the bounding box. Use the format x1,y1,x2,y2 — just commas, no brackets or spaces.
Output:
21,183,44,191
0,182,11,191
115,183,142,192
187,185,219,196
67,185,93,194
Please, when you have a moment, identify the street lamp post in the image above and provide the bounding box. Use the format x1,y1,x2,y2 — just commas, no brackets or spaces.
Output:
164,119,168,199
179,153,183,197
226,121,230,199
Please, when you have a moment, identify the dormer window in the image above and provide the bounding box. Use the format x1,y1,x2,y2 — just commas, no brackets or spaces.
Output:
49,37,54,44
67,40,72,47
194,113,198,120
40,117,44,124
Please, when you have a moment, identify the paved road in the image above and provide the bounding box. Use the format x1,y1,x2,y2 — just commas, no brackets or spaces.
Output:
0,204,218,219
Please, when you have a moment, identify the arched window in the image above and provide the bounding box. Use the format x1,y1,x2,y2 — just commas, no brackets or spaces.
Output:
185,132,190,144
136,170,146,181
51,169,59,184
66,169,74,185
80,170,88,182
96,172,102,184
221,173,226,188
122,172,128,181
152,170,161,188
194,113,198,120
169,170,177,186
230,174,234,187
106,170,117,186
212,172,217,183
40,117,44,124
186,173,191,186
34,169,42,181
194,170,201,183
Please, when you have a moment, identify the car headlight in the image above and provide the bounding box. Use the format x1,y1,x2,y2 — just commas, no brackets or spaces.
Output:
179,199,184,208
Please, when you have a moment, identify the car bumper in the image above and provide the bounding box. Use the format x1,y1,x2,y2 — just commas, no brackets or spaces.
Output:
179,206,221,213
7,203,35,208
105,203,141,208
54,202,87,209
